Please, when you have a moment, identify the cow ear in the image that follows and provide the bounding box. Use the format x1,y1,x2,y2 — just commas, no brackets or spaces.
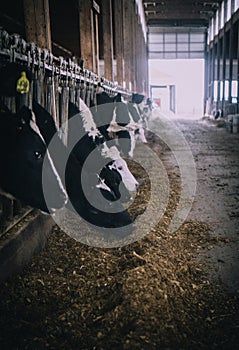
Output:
114,93,122,103
132,93,144,104
17,105,32,124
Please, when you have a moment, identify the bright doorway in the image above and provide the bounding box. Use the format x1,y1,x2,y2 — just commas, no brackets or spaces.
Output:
148,59,205,119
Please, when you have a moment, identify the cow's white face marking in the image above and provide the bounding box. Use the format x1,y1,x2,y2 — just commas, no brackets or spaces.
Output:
96,177,112,193
109,158,139,192
45,147,68,207
128,130,136,158
88,128,102,141
100,143,138,191
136,127,147,144
107,123,127,133
79,98,101,141
29,111,68,207
101,144,121,160
30,112,45,142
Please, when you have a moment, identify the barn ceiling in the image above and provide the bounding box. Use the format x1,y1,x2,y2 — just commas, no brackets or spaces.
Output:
143,0,223,26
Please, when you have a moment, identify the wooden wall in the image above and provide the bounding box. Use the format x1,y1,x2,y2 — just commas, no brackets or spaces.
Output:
0,0,148,95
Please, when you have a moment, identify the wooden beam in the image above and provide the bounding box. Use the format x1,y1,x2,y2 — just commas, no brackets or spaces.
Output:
92,10,99,74
101,0,114,80
123,0,133,89
79,0,94,71
130,0,136,91
114,0,124,85
23,0,51,50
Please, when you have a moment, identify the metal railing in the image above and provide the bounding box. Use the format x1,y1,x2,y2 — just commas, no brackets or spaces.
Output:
0,27,132,237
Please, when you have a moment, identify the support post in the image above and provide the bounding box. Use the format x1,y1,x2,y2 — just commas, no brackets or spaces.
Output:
23,0,52,50
123,0,132,89
79,0,94,71
101,0,114,80
114,0,124,85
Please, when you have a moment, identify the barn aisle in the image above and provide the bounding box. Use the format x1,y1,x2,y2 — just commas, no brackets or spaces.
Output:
149,113,239,294
0,115,239,350
175,117,239,294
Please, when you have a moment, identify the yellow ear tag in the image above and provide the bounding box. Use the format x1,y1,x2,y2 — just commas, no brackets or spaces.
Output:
16,71,30,94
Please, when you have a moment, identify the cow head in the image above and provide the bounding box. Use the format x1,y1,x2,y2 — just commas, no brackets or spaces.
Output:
0,106,67,213
131,93,145,105
108,158,139,192
99,161,132,203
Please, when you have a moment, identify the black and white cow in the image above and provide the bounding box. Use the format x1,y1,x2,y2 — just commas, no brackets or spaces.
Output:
96,91,147,158
67,99,139,196
32,101,134,230
0,104,67,213
131,93,151,130
34,99,133,203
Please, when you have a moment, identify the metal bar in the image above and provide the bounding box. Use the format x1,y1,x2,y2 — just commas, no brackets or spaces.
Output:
0,28,132,97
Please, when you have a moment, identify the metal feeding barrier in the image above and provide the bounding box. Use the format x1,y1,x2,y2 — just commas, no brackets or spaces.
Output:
0,27,132,237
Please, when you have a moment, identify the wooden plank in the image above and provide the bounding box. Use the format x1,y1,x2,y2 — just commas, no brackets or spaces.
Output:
79,0,94,71
91,8,100,74
136,25,148,95
123,0,132,89
101,0,114,80
130,0,136,91
114,0,124,85
59,86,69,146
135,11,143,93
23,0,52,50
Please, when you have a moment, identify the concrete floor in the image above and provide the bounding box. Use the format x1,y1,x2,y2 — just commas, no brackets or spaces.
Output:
159,115,239,294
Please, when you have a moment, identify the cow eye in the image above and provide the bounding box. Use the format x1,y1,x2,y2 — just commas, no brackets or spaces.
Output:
118,166,123,171
34,151,42,159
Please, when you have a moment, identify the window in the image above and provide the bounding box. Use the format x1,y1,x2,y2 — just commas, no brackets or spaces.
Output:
220,3,224,29
177,52,189,58
149,34,164,43
190,52,203,58
225,80,229,100
234,0,239,11
148,43,164,52
190,43,205,51
148,27,206,59
215,10,219,35
177,33,188,42
165,43,176,52
165,33,176,42
177,43,189,51
211,17,215,41
227,0,232,20
232,80,238,96
220,81,224,100
213,81,218,101
191,33,204,42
